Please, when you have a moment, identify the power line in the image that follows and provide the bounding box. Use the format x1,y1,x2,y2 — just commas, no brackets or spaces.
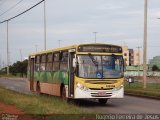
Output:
0,0,24,17
0,0,44,24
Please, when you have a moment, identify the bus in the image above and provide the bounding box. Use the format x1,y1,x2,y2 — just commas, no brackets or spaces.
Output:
28,43,124,104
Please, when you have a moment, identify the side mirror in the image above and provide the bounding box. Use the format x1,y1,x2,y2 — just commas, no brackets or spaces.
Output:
73,58,76,68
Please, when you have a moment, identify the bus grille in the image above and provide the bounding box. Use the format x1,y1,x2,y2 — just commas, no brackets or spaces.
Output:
89,88,113,90
91,92,112,97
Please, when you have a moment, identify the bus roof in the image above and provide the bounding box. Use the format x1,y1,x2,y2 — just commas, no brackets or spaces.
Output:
29,43,122,56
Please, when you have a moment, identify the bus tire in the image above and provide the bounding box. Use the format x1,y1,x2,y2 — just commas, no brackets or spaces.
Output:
98,99,108,105
36,81,40,93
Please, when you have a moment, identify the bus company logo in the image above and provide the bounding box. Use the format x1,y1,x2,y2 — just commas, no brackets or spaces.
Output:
106,85,115,87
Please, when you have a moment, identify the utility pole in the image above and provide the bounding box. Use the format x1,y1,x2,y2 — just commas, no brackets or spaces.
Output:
58,40,61,47
2,61,5,68
35,45,38,52
7,21,10,75
19,49,22,61
44,0,47,50
136,46,142,79
143,0,148,89
0,54,1,69
93,32,97,43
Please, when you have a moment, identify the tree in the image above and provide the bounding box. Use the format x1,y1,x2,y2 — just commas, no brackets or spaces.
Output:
10,59,28,77
152,65,160,71
21,59,28,76
0,67,6,75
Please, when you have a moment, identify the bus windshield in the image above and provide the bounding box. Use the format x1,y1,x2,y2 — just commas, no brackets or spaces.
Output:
77,55,123,79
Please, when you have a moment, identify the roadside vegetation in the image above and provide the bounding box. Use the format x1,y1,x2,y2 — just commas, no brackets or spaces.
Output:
124,81,160,98
0,86,90,115
0,74,24,78
0,59,28,78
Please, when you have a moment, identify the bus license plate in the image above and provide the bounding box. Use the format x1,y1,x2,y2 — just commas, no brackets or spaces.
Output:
98,91,106,96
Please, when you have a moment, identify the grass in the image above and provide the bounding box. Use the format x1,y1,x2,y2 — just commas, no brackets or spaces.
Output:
0,109,4,112
0,73,27,78
124,81,160,98
0,86,89,115
0,86,98,119
0,74,22,78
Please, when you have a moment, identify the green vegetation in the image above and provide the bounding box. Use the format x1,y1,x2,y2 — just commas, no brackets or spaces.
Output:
0,109,4,112
0,67,6,75
0,86,87,114
152,65,160,71
0,74,21,78
10,59,28,77
0,59,28,77
124,81,160,98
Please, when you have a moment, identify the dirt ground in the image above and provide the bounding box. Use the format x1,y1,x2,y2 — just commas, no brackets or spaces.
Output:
0,102,34,120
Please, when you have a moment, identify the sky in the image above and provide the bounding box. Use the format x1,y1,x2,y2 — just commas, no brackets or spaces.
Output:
0,0,160,67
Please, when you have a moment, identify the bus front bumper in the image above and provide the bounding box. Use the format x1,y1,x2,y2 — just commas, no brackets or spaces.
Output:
74,87,124,99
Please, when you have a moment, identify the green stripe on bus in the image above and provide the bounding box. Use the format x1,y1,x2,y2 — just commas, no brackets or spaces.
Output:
34,71,69,85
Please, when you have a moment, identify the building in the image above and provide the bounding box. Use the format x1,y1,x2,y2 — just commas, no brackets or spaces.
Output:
128,49,134,66
134,49,141,65
123,46,129,66
149,56,160,71
123,46,141,66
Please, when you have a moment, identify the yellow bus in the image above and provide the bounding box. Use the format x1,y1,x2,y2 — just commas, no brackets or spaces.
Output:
28,43,124,104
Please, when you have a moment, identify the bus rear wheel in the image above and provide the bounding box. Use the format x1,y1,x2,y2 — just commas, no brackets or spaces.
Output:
98,99,108,105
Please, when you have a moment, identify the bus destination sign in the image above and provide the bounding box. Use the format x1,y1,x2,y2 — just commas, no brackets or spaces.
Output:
78,45,122,53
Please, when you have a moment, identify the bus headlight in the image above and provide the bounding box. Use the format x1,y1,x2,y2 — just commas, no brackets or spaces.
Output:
76,83,89,91
77,83,82,88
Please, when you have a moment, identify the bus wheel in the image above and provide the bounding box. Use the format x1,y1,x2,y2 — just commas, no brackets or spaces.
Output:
36,81,40,93
61,86,67,101
98,99,108,105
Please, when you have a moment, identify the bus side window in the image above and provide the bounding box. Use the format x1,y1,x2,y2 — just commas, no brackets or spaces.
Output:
46,53,53,71
40,54,46,71
35,55,40,71
53,53,60,71
60,51,68,71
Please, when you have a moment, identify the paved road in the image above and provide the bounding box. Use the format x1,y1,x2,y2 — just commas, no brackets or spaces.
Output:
0,78,30,94
77,96,160,114
0,78,160,114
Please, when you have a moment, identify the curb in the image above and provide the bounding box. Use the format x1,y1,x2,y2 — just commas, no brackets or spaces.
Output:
125,92,160,100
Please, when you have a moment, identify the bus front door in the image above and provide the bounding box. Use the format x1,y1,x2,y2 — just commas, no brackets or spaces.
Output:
30,58,34,91
68,50,75,98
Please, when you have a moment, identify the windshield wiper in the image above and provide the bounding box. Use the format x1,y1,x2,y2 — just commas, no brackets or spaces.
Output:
88,53,98,67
